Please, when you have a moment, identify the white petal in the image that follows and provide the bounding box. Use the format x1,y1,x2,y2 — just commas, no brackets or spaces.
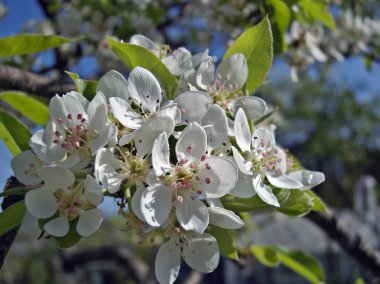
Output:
94,148,121,181
196,59,215,89
273,147,287,174
163,47,193,76
25,187,57,218
230,171,256,198
11,150,43,186
216,53,248,88
206,198,224,208
134,115,175,157
84,175,103,206
159,100,181,124
97,70,129,101
152,132,171,176
66,91,89,109
76,208,103,237
182,233,219,273
49,94,88,128
287,170,325,190
201,104,228,151
175,91,212,123
88,91,108,132
88,123,118,155
230,96,267,120
232,146,253,175
176,196,209,235
37,166,74,189
252,127,276,150
198,156,238,198
266,173,303,189
130,34,158,51
140,184,172,227
97,164,125,193
253,176,280,207
155,238,181,284
234,108,251,152
127,66,162,113
109,97,144,129
44,215,69,237
131,186,147,222
176,122,206,163
119,132,136,146
208,207,244,229
192,48,210,67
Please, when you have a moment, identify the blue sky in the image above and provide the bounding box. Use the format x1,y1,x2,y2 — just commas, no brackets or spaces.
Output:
1,0,379,194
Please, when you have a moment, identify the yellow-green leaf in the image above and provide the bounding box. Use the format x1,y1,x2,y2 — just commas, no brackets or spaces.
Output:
0,34,73,57
0,91,49,125
208,226,239,260
108,37,178,99
0,201,26,236
0,110,31,156
224,16,273,94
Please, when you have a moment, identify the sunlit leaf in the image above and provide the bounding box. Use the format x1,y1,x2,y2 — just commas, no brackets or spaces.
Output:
224,16,273,94
66,71,98,100
0,91,49,125
208,225,239,260
0,110,31,156
108,37,178,99
0,201,26,236
0,34,73,57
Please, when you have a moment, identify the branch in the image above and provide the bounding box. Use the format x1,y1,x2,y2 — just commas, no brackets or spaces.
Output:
0,177,25,269
307,211,380,278
0,64,75,98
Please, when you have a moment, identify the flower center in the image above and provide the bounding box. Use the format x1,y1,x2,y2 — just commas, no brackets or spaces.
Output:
117,149,150,187
53,113,89,151
206,73,243,110
55,181,94,221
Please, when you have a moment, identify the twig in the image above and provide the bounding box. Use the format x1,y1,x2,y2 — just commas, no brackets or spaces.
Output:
0,63,75,98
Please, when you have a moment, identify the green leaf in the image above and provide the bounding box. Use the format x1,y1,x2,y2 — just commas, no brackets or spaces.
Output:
305,190,328,212
66,71,98,100
0,91,50,125
208,226,239,260
224,16,273,94
276,189,314,216
295,0,335,29
0,34,73,57
0,200,26,236
0,110,31,156
108,37,178,99
265,0,291,53
250,245,279,267
251,245,325,284
276,246,325,284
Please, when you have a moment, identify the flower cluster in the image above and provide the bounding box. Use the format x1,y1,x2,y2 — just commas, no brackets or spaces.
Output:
11,34,325,284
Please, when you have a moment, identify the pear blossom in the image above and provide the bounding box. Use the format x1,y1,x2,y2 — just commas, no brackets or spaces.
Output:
137,123,238,234
94,147,151,193
11,150,44,187
25,166,103,237
97,67,180,157
155,233,219,284
231,108,303,206
29,91,117,169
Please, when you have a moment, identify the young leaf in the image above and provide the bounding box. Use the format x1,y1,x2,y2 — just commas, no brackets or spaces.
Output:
265,0,291,53
251,245,325,284
250,245,279,267
276,189,314,216
224,16,273,94
208,226,239,260
0,200,26,236
66,71,98,100
295,0,335,29
0,110,31,156
305,190,328,213
0,34,73,57
108,37,177,99
0,91,49,125
275,246,325,284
